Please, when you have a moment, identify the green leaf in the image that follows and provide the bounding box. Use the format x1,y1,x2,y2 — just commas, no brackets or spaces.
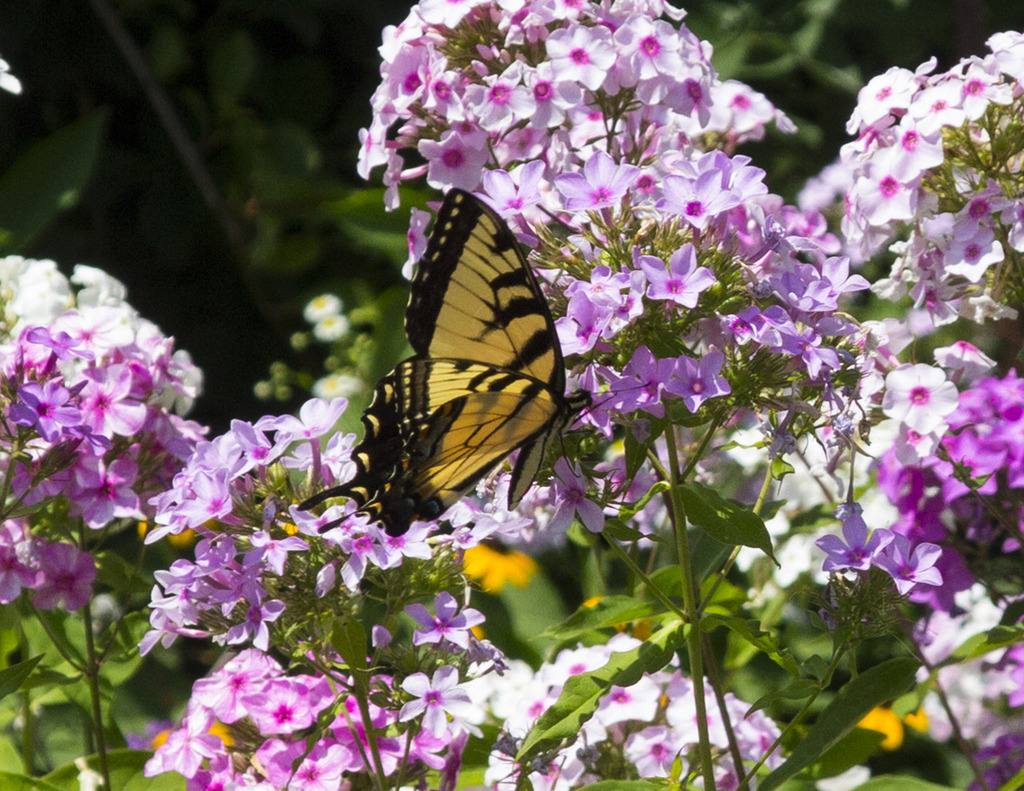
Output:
208,30,257,105
950,623,1024,662
678,481,777,564
0,773,63,791
578,782,664,791
702,614,800,675
43,749,183,791
0,655,43,701
760,657,920,791
541,596,661,641
0,111,108,253
516,620,686,762
850,777,959,791
816,727,885,777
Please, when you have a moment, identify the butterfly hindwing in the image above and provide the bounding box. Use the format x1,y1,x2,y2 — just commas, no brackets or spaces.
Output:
304,190,588,535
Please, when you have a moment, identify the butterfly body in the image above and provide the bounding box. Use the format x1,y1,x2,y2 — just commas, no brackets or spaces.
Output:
304,189,589,535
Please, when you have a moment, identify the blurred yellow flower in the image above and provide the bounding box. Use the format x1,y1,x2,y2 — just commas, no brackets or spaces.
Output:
858,706,903,750
463,544,538,593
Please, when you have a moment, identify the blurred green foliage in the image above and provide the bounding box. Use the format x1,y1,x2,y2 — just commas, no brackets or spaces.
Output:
0,0,1021,437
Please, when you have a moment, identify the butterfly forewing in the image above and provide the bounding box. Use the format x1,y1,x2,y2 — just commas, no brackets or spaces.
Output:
407,190,565,392
303,190,586,535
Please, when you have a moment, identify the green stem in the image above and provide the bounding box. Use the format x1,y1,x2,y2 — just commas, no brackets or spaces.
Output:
663,428,715,790
81,597,111,790
603,538,684,620
20,688,33,774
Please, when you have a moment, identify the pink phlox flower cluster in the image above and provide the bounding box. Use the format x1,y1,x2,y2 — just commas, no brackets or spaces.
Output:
874,371,1024,612
835,33,1024,325
360,0,791,210
0,258,204,609
481,635,782,789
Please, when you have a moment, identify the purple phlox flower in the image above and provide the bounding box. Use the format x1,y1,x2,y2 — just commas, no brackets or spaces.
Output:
404,206,432,279
144,707,222,779
480,160,545,216
625,725,685,778
545,24,616,91
548,457,604,534
399,665,479,738
246,530,308,575
230,419,288,475
406,590,484,650
339,526,394,591
660,168,741,232
882,363,959,434
381,520,434,561
418,126,490,191
851,148,919,226
225,597,285,652
873,534,943,595
33,541,96,611
271,397,348,443
606,345,676,418
191,648,282,724
68,456,140,528
77,364,148,438
0,522,38,603
175,468,234,529
554,150,640,210
290,502,348,538
816,503,893,572
555,290,612,356
23,326,94,361
664,351,731,412
944,224,1004,283
780,326,841,380
613,15,684,85
637,243,715,308
418,0,487,27
10,380,83,442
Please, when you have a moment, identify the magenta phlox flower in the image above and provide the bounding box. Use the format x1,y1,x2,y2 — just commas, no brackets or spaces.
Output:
144,707,222,779
545,24,616,91
246,677,316,734
850,148,919,226
613,15,684,86
246,530,308,575
463,62,532,131
191,648,282,724
882,363,959,434
271,397,348,443
554,150,640,210
51,305,135,353
846,65,921,133
10,380,82,442
338,527,394,590
944,225,1004,283
548,458,604,533
406,590,484,650
637,243,715,308
816,504,893,572
523,61,582,128
873,534,943,595
418,126,490,191
68,456,140,528
32,541,96,611
782,326,840,380
23,326,94,361
664,351,731,412
291,742,352,791
404,207,432,279
0,521,38,603
400,665,478,737
381,520,434,561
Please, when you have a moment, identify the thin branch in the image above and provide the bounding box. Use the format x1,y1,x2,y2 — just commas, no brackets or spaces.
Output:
86,0,247,251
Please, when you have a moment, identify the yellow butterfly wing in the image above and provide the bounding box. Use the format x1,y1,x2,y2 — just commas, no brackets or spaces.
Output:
303,190,588,535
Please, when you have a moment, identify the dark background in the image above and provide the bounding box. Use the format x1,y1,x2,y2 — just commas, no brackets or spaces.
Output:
1,0,1021,435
